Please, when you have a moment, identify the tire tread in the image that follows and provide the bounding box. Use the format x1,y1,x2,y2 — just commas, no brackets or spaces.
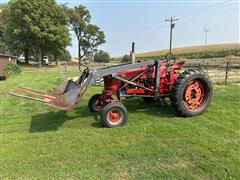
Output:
170,69,212,117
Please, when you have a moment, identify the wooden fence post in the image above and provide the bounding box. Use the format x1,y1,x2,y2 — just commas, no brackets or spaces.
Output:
225,62,229,83
206,60,208,73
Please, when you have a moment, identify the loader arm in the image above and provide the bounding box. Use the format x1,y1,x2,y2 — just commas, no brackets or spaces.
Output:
10,60,160,110
81,60,157,88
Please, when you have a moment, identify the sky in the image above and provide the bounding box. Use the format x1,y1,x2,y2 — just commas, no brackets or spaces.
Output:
1,0,239,57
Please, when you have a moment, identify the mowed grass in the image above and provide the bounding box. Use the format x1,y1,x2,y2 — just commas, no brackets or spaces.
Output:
1,70,240,179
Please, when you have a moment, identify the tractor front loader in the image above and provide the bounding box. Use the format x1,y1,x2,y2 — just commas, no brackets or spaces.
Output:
10,59,212,128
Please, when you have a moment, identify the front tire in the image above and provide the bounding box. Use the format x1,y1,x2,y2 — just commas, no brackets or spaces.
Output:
170,69,212,117
101,103,128,128
88,94,103,112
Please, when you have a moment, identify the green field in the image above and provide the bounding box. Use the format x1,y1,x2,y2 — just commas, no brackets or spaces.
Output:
1,70,240,179
113,43,240,61
136,43,240,60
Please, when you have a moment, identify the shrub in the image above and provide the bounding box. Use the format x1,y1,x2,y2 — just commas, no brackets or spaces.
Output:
59,50,72,61
3,64,21,77
94,50,110,63
122,54,131,62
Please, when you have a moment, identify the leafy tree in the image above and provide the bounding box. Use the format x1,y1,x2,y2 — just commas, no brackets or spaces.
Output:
59,49,72,62
67,5,105,66
84,51,94,62
5,0,70,66
48,49,71,65
0,3,10,54
122,54,131,62
94,50,110,63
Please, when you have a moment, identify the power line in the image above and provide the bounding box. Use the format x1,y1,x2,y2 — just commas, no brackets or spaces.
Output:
98,0,237,51
104,20,166,33
125,4,237,46
129,4,238,52
173,0,231,18
177,5,238,24
177,1,236,19
103,0,235,33
134,2,236,33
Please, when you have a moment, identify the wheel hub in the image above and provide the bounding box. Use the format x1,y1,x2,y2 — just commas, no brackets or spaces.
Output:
107,109,123,125
183,80,205,110
93,99,102,110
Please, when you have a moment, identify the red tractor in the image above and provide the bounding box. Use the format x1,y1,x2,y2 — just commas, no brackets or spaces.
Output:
11,59,212,128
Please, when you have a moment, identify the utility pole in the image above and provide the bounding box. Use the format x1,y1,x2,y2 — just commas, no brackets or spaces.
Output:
165,17,178,53
204,25,210,46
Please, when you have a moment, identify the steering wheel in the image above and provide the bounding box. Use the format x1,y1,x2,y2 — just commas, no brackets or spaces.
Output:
163,52,176,65
79,63,92,73
165,52,175,61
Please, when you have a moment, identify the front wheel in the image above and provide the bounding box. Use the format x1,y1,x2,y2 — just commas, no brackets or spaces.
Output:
101,103,128,128
88,94,103,112
170,69,212,117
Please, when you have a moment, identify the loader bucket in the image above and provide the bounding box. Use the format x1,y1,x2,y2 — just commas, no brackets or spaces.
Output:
10,79,86,110
46,80,86,110
10,68,93,110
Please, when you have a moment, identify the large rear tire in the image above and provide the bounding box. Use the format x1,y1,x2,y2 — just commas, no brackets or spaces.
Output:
101,103,128,128
170,69,212,117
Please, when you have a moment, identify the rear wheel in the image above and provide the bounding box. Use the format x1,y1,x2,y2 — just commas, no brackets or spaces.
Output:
101,103,128,128
88,94,103,112
170,69,212,117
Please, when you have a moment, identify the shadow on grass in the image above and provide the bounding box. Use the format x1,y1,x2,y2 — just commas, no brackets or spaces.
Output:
29,98,175,133
29,105,99,133
123,98,175,118
30,110,72,133
91,115,103,128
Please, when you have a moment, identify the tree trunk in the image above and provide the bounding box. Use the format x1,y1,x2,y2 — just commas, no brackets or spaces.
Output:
78,39,81,70
24,49,29,64
39,48,42,68
55,55,59,66
57,59,60,66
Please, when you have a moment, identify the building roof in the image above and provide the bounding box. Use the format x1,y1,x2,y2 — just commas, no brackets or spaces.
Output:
0,54,17,58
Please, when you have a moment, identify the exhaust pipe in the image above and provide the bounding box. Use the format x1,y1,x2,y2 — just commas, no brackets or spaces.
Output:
131,42,135,63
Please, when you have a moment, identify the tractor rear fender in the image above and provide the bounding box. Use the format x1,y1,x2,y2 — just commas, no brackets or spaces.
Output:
171,61,185,70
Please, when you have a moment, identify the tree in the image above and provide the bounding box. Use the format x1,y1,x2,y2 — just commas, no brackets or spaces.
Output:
59,49,72,62
122,54,131,62
94,50,110,63
5,0,70,66
67,5,105,66
0,3,10,54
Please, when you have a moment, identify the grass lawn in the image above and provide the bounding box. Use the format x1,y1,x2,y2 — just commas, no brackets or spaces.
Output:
1,70,240,179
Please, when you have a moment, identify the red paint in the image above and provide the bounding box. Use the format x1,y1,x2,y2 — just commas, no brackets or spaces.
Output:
100,61,185,104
